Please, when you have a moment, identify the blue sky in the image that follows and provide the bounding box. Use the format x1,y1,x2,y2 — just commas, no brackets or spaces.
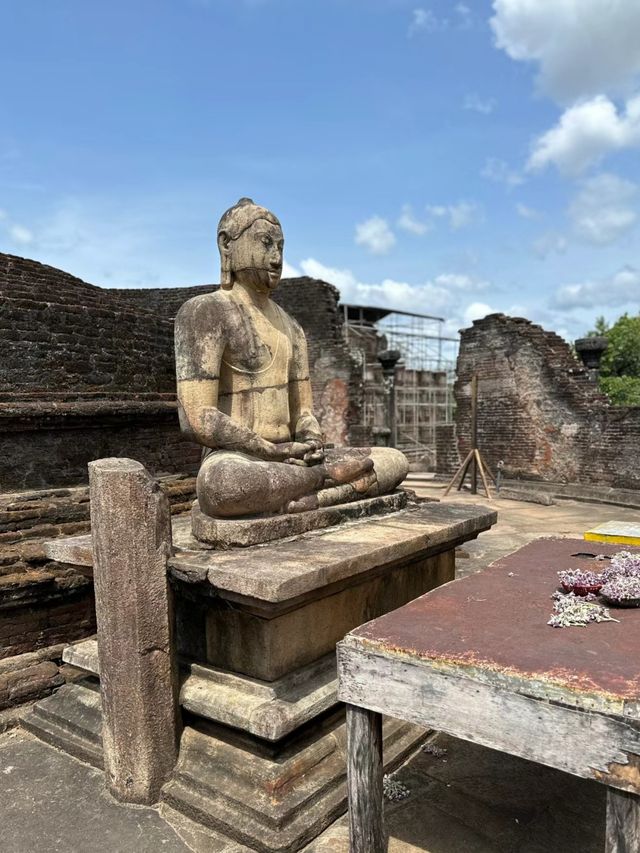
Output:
1,0,639,340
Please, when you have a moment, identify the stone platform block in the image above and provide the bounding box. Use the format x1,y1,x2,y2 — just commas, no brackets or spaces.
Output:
191,490,408,548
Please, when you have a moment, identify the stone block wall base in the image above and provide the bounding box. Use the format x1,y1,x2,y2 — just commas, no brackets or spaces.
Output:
162,714,426,853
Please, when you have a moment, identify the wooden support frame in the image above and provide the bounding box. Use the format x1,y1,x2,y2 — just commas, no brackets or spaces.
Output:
443,374,493,500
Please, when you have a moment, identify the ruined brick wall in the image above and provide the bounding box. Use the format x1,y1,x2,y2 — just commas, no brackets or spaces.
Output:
439,313,640,489
0,254,176,395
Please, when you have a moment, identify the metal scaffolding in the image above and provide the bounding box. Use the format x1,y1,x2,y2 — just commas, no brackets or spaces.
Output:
343,304,459,463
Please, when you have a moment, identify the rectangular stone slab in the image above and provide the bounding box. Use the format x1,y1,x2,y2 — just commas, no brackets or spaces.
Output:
44,503,496,608
171,503,496,606
196,549,455,680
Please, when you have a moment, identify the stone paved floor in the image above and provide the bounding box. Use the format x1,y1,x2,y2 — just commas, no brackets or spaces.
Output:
2,490,634,852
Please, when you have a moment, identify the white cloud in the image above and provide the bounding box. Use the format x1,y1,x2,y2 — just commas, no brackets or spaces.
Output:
464,302,498,324
297,257,491,331
569,173,638,246
407,8,440,37
8,224,34,245
463,93,496,115
397,204,430,236
354,216,396,255
455,3,472,29
553,265,640,310
527,95,640,176
448,202,478,230
282,260,301,277
481,157,523,188
425,201,479,230
0,211,35,247
491,0,640,103
532,232,568,259
516,202,539,220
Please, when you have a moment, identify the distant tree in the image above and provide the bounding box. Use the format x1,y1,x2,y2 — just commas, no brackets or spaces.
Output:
587,316,610,337
586,313,640,406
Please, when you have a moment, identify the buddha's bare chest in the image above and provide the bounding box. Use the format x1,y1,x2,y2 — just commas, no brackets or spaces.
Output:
219,313,291,382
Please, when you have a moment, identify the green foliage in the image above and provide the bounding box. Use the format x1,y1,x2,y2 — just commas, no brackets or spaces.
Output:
599,376,640,406
599,314,640,379
586,313,640,406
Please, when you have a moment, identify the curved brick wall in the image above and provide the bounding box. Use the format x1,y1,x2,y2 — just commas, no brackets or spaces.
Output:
0,254,176,396
441,313,640,490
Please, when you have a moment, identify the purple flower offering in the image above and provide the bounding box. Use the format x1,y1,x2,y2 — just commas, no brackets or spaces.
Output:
601,551,640,582
548,592,618,628
600,574,640,607
557,568,604,596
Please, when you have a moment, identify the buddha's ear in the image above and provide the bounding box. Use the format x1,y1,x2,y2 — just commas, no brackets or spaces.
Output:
217,230,232,256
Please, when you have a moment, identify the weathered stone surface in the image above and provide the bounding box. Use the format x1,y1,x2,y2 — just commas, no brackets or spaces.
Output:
89,457,179,804
191,491,408,548
162,714,426,853
174,198,406,527
63,637,99,674
181,655,338,741
63,638,338,742
22,679,104,768
173,502,496,605
197,549,455,681
497,487,555,506
0,731,193,853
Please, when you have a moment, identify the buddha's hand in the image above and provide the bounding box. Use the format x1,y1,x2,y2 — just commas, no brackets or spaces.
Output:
258,440,312,464
300,439,324,465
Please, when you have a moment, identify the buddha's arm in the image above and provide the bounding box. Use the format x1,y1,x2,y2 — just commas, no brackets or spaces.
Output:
289,324,323,444
177,378,275,456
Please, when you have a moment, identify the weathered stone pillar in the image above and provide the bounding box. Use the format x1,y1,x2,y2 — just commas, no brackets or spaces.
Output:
89,458,179,805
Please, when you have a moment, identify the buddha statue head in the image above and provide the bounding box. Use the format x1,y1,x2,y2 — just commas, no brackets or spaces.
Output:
217,197,284,293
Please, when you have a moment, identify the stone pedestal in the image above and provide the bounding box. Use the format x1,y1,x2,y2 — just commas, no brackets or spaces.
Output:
25,484,495,852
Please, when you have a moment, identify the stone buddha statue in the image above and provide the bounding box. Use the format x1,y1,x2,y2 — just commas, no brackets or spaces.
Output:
175,197,408,521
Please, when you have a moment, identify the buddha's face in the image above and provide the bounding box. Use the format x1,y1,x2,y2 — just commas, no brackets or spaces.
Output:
220,219,284,293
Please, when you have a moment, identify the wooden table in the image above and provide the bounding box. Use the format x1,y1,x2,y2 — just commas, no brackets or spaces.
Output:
337,538,640,853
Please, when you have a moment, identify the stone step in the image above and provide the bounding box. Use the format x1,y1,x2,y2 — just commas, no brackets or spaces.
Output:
22,680,104,769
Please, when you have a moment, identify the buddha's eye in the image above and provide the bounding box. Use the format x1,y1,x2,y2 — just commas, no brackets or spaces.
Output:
262,237,272,247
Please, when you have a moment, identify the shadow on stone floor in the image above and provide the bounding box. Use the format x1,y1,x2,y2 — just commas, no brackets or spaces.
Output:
308,733,605,853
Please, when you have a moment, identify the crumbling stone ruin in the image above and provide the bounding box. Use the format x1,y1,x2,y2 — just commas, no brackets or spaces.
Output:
437,313,640,492
0,251,360,712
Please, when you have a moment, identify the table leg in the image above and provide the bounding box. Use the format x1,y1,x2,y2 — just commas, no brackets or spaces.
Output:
606,787,640,853
346,704,385,853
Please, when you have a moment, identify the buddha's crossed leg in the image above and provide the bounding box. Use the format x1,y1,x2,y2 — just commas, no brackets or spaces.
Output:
196,447,408,519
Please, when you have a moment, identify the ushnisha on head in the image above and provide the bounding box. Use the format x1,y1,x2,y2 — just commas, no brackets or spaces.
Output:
217,197,284,293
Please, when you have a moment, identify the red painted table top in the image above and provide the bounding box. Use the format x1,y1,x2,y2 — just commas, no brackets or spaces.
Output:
350,538,640,709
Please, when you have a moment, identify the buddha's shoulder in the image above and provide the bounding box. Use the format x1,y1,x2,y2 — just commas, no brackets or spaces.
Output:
175,289,236,326
273,301,304,338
